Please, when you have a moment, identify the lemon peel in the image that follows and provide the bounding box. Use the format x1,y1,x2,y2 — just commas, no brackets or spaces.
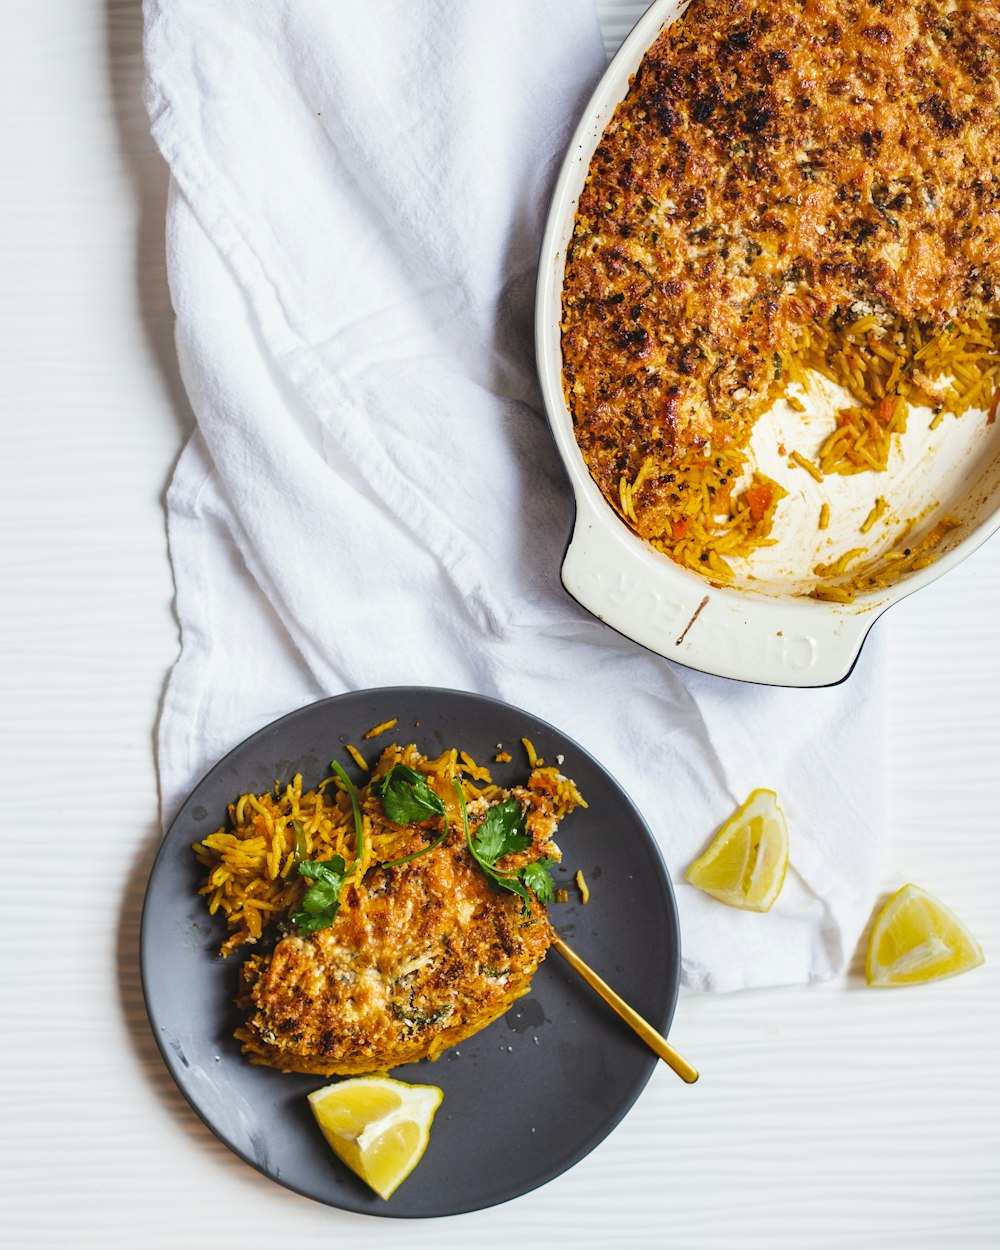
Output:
685,789,788,911
866,884,984,987
308,1074,442,1199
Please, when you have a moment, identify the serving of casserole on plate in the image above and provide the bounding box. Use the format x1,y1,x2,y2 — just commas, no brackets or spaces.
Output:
538,0,1000,684
141,688,680,1217
195,738,585,1077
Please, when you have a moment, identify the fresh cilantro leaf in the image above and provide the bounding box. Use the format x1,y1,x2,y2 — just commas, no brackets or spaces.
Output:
489,870,533,913
297,855,347,885
377,764,446,825
471,798,530,867
374,763,450,868
292,854,347,934
451,781,548,918
293,910,339,935
522,857,557,904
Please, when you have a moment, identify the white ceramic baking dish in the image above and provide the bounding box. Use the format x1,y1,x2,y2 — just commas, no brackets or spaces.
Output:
535,0,1000,686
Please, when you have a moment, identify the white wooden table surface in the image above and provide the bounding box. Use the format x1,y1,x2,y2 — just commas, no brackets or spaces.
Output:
3,3,997,1246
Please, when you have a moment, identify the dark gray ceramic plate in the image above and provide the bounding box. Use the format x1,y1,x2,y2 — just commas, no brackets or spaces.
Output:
141,687,680,1218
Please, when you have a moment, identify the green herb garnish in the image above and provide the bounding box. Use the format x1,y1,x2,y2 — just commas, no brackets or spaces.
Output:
522,857,557,904
330,759,365,867
391,1003,453,1029
377,763,445,824
452,781,556,917
292,855,349,933
290,819,308,866
381,813,450,868
377,763,451,868
471,798,531,864
332,755,367,865
292,760,365,936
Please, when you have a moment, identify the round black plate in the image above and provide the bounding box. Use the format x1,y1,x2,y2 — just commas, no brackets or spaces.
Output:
140,687,680,1217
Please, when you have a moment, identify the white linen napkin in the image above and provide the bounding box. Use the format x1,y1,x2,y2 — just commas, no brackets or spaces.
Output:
145,0,886,993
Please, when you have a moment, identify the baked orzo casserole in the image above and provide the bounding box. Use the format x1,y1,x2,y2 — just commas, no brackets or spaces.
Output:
561,0,1000,599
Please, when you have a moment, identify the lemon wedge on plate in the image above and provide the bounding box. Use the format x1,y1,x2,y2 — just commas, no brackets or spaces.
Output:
866,883,985,987
308,1075,443,1199
685,788,788,911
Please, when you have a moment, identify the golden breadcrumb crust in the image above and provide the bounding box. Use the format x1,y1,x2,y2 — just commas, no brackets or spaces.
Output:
561,0,1000,547
238,784,561,1076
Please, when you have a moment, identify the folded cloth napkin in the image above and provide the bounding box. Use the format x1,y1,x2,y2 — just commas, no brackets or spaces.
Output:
145,0,886,992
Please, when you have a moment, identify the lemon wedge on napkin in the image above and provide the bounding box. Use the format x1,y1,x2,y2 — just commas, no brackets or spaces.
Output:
308,1075,443,1199
865,884,984,987
685,788,788,911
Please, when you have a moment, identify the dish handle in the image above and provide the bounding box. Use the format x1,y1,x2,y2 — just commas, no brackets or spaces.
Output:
561,491,883,687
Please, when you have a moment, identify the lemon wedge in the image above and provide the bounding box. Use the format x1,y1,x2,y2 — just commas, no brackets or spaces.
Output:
308,1075,443,1199
866,883,985,987
685,788,788,911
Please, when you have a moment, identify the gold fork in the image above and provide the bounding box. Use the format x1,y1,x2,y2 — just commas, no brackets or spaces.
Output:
551,935,699,1084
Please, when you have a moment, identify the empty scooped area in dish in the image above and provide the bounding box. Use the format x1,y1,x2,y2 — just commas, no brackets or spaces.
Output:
555,0,1000,608
720,380,1000,601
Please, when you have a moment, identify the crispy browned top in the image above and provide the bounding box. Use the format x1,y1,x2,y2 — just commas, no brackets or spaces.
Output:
239,783,561,1075
562,0,1000,542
